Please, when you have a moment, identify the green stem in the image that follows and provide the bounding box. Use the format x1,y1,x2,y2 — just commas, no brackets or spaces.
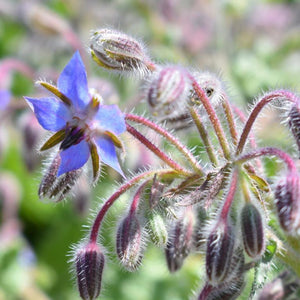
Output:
189,106,218,167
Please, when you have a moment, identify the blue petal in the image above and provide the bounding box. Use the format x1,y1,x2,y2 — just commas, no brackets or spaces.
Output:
57,141,90,176
25,97,70,131
0,90,11,111
57,51,90,111
95,105,126,135
95,136,124,177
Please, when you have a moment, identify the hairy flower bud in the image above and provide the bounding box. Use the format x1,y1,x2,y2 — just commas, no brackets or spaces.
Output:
206,219,235,284
147,211,168,247
146,66,190,122
275,172,300,233
116,213,143,271
288,104,300,156
39,153,82,202
165,208,195,272
90,28,153,76
241,203,265,258
75,242,105,300
258,271,300,300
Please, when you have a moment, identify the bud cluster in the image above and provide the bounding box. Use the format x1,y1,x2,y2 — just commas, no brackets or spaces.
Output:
22,26,300,300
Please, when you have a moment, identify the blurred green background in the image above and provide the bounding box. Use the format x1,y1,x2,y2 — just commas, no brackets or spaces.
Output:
0,0,299,299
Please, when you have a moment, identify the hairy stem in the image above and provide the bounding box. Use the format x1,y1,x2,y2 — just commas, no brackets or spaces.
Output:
89,169,179,243
125,113,203,174
222,97,239,146
188,73,231,160
236,147,297,173
126,123,191,175
220,169,239,220
189,106,218,166
236,90,298,156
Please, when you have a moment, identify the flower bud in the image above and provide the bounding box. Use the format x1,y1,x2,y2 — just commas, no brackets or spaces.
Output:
38,153,61,198
146,66,190,121
90,28,153,76
258,271,300,300
288,104,300,156
165,208,195,272
206,219,235,284
275,172,300,233
241,203,265,258
116,213,143,271
147,211,168,247
39,153,82,202
75,242,105,300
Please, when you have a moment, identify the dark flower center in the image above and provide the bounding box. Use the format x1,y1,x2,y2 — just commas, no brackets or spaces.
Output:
60,126,85,150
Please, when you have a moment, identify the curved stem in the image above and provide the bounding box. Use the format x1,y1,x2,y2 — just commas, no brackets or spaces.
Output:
89,169,178,243
189,106,218,167
188,73,231,160
236,90,298,156
129,180,149,215
126,123,191,175
236,147,297,173
125,113,203,174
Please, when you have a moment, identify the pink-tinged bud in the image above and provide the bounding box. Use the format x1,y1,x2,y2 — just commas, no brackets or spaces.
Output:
39,154,61,198
39,153,82,202
288,104,300,156
258,271,300,300
75,242,105,300
241,203,265,258
19,112,43,171
146,67,190,121
90,28,153,76
147,211,168,247
165,208,195,272
116,213,143,271
275,172,300,233
206,219,235,284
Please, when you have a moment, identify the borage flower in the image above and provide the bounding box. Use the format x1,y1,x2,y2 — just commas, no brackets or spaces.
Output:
25,52,126,191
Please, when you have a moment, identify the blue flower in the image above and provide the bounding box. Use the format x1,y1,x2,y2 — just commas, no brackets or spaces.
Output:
25,51,126,179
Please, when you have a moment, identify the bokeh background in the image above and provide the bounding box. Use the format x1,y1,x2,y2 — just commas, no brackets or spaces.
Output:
0,0,299,299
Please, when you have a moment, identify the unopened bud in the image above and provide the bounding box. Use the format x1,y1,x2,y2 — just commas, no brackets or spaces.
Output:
147,211,168,247
75,242,105,300
258,271,300,300
39,153,82,202
275,172,300,233
241,203,265,258
165,208,195,272
90,28,153,76
288,104,300,156
146,66,190,120
39,153,61,198
116,213,143,271
206,219,235,284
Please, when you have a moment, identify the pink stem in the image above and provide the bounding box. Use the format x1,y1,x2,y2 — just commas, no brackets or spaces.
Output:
89,169,177,243
236,147,297,173
126,123,190,175
236,90,299,156
125,113,203,173
220,169,239,220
